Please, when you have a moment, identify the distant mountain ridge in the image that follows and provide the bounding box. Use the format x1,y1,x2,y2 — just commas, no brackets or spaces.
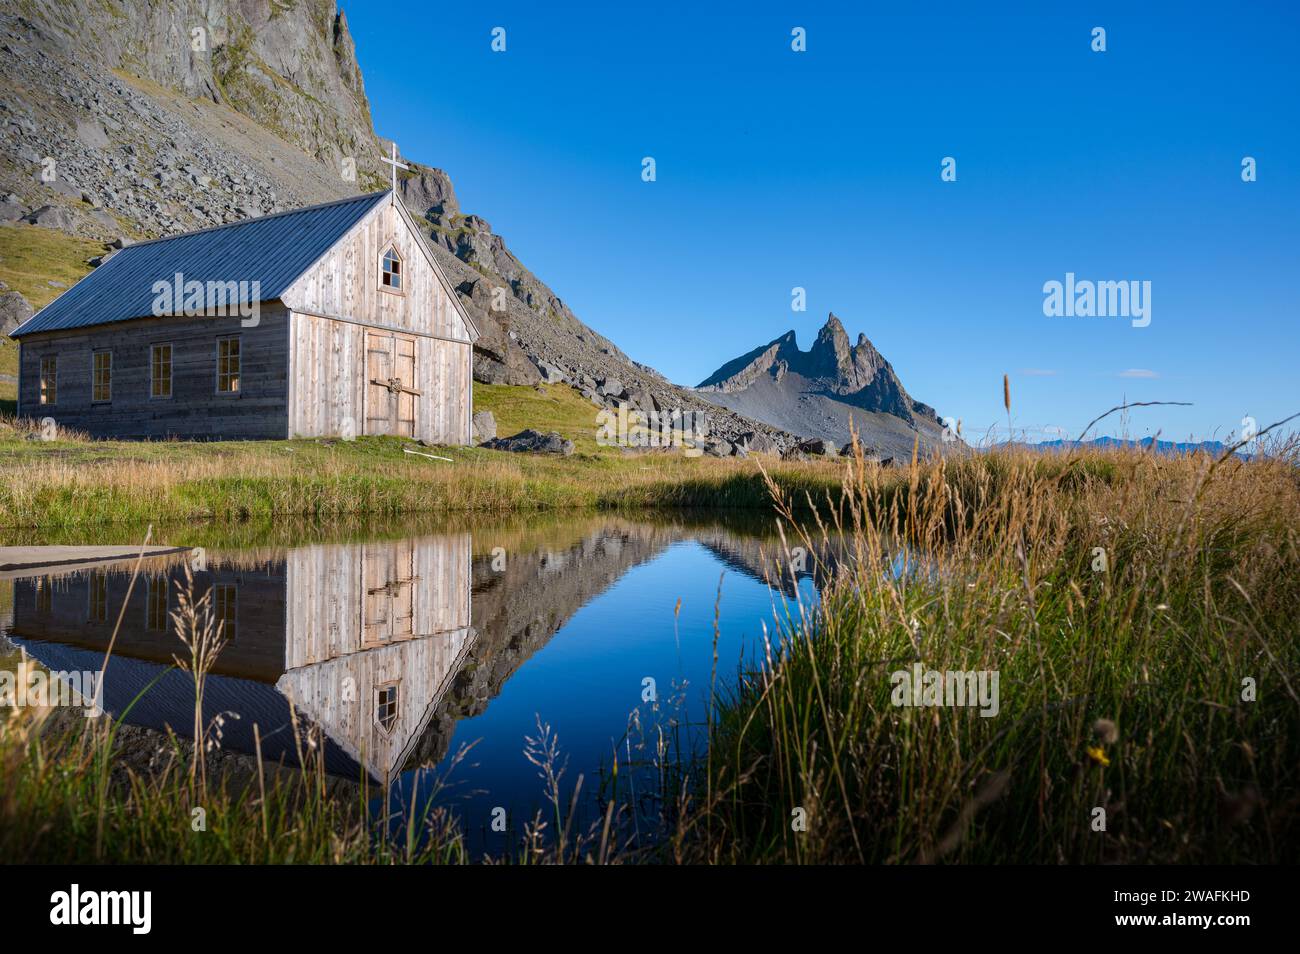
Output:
1023,436,1246,457
695,314,944,456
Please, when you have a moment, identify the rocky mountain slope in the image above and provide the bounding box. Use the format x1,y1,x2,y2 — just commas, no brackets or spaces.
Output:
0,0,801,452
696,314,945,457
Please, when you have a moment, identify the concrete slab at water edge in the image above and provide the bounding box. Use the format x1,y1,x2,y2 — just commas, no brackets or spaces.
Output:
0,545,191,578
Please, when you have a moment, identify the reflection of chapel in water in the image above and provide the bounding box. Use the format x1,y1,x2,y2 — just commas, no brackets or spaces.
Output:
9,536,474,788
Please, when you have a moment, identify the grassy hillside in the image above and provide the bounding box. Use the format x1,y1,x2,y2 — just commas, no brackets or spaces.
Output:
474,381,608,454
0,224,103,308
0,223,107,411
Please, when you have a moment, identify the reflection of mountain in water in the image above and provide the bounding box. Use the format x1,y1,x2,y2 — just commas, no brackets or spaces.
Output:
406,519,680,769
6,516,819,787
688,527,839,597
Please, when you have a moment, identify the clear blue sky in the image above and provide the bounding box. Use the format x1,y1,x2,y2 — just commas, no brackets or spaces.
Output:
344,0,1298,443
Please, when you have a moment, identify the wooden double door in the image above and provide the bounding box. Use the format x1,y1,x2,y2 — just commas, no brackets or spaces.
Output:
365,331,420,437
361,541,418,649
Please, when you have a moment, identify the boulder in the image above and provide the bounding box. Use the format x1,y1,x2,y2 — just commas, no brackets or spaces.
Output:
24,205,76,231
88,209,119,231
739,431,779,455
598,377,625,398
45,178,81,200
533,360,567,384
705,439,734,458
72,117,109,149
471,410,496,443
625,387,657,415
0,290,34,335
797,438,833,456
482,429,574,456
840,440,878,458
473,345,541,386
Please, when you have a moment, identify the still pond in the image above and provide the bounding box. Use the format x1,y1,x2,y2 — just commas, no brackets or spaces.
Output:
1,512,821,851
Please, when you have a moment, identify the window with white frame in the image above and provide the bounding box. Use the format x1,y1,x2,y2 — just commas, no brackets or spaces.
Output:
380,246,402,291
376,683,399,732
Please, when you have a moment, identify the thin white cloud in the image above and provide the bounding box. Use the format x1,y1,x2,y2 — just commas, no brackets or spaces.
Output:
1117,368,1159,379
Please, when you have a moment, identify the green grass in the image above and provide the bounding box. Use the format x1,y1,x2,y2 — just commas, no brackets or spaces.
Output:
0,223,104,308
0,392,839,532
0,380,839,532
474,380,610,455
0,223,108,411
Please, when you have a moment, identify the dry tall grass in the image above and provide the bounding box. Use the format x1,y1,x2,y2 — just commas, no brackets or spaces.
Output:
678,438,1300,863
0,426,842,530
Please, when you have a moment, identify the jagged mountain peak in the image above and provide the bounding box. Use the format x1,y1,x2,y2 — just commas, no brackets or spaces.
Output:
809,313,852,373
822,312,847,334
695,312,943,453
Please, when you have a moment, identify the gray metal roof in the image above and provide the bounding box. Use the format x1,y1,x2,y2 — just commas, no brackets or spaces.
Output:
10,191,390,338
11,638,365,781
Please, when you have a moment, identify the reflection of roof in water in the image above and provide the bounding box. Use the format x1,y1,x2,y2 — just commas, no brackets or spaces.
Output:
9,638,363,779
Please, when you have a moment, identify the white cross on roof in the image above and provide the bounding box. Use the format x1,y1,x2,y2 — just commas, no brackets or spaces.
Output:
381,142,410,197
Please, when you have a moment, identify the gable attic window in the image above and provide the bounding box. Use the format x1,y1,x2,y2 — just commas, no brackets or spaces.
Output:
92,350,112,403
39,355,57,405
376,683,399,733
380,246,403,292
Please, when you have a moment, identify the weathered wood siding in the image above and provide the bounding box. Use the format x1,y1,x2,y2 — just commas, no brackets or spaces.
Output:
287,313,471,444
282,534,472,669
282,199,473,444
8,555,288,682
282,202,471,342
278,533,474,783
16,306,291,440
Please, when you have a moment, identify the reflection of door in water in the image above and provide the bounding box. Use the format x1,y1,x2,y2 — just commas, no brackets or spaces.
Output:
365,332,419,437
361,541,417,648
